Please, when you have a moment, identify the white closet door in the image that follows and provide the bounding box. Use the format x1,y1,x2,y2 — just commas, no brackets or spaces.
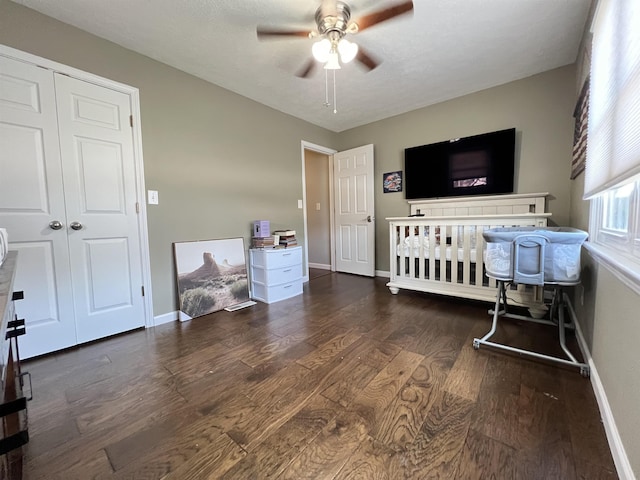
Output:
1,56,147,358
0,57,77,356
54,74,145,344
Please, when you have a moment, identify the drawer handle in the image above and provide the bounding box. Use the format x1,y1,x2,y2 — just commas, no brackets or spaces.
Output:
284,285,291,289
283,253,291,256
283,269,291,273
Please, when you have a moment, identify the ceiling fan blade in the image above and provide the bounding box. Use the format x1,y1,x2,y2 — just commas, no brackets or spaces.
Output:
257,28,311,40
296,58,317,78
355,47,379,71
353,1,414,32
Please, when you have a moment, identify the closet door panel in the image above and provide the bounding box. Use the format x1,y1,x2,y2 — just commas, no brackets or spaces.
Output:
83,238,133,311
54,74,145,343
0,57,77,357
76,138,126,213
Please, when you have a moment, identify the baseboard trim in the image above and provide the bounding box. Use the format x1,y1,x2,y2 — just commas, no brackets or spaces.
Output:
308,263,331,270
376,270,391,278
570,302,635,480
587,359,636,480
154,311,178,326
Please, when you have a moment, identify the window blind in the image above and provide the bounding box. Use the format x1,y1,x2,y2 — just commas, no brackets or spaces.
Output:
584,0,640,199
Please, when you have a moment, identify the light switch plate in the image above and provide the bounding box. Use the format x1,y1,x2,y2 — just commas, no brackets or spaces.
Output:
148,190,159,205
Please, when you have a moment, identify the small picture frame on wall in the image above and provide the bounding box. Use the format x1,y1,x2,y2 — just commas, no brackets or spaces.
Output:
383,171,402,193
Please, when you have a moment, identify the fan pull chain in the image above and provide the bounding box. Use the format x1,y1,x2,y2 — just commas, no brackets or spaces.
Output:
323,69,330,107
333,69,337,114
322,67,338,113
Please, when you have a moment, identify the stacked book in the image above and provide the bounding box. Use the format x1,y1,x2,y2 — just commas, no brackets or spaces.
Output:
251,236,275,248
274,229,297,248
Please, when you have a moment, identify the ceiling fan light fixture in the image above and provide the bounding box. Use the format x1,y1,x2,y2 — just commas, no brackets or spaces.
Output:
312,38,331,62
324,50,342,70
337,38,358,63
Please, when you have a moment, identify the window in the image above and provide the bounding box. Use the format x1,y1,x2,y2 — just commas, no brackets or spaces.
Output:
586,0,640,278
591,178,640,262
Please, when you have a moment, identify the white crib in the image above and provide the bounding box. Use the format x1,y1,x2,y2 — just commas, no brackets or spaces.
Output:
386,193,551,306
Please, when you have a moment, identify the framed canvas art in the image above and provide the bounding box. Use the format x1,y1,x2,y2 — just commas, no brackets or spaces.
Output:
383,171,402,193
173,237,250,320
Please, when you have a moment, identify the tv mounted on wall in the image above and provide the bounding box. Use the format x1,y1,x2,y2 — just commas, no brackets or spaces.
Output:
404,128,516,200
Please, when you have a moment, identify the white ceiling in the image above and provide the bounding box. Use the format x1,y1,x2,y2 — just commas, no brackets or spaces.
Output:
12,0,592,132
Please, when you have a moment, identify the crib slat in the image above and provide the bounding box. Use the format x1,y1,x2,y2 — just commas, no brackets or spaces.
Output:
439,224,447,282
408,227,416,279
428,226,436,281
462,226,471,286
451,226,459,284
418,224,426,280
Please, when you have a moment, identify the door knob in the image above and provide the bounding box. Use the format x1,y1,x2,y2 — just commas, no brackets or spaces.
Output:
49,220,63,230
70,222,83,231
366,215,373,222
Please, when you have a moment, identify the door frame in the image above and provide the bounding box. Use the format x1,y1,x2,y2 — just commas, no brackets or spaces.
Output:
0,44,155,328
300,140,337,281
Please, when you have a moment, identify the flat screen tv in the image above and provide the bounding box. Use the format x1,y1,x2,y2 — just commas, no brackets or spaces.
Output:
404,128,516,200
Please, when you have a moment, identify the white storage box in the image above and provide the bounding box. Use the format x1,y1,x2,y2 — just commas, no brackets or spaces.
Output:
249,246,303,304
251,264,301,285
251,280,303,304
483,227,588,284
250,247,302,269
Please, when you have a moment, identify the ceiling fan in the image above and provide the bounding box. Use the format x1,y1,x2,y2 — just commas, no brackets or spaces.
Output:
257,0,414,78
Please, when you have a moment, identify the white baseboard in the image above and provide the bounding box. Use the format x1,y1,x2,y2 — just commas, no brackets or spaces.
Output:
587,358,636,480
308,262,331,270
571,304,635,480
154,311,178,326
307,266,390,277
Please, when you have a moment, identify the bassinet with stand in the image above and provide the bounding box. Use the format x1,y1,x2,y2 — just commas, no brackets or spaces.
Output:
472,227,590,377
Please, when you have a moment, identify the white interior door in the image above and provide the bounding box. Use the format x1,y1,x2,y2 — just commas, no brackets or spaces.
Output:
333,144,375,276
54,74,145,344
0,55,146,357
0,57,78,356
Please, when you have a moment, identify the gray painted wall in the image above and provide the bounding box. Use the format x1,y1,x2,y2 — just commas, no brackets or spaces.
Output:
337,66,576,272
0,0,338,316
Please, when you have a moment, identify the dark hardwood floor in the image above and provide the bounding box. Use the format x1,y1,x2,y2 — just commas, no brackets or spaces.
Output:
18,273,617,479
308,267,332,280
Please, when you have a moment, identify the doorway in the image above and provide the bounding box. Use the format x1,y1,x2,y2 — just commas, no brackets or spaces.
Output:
301,142,336,281
304,149,332,271
301,141,376,280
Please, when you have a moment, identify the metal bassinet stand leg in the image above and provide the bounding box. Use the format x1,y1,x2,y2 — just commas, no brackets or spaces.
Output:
472,281,590,377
